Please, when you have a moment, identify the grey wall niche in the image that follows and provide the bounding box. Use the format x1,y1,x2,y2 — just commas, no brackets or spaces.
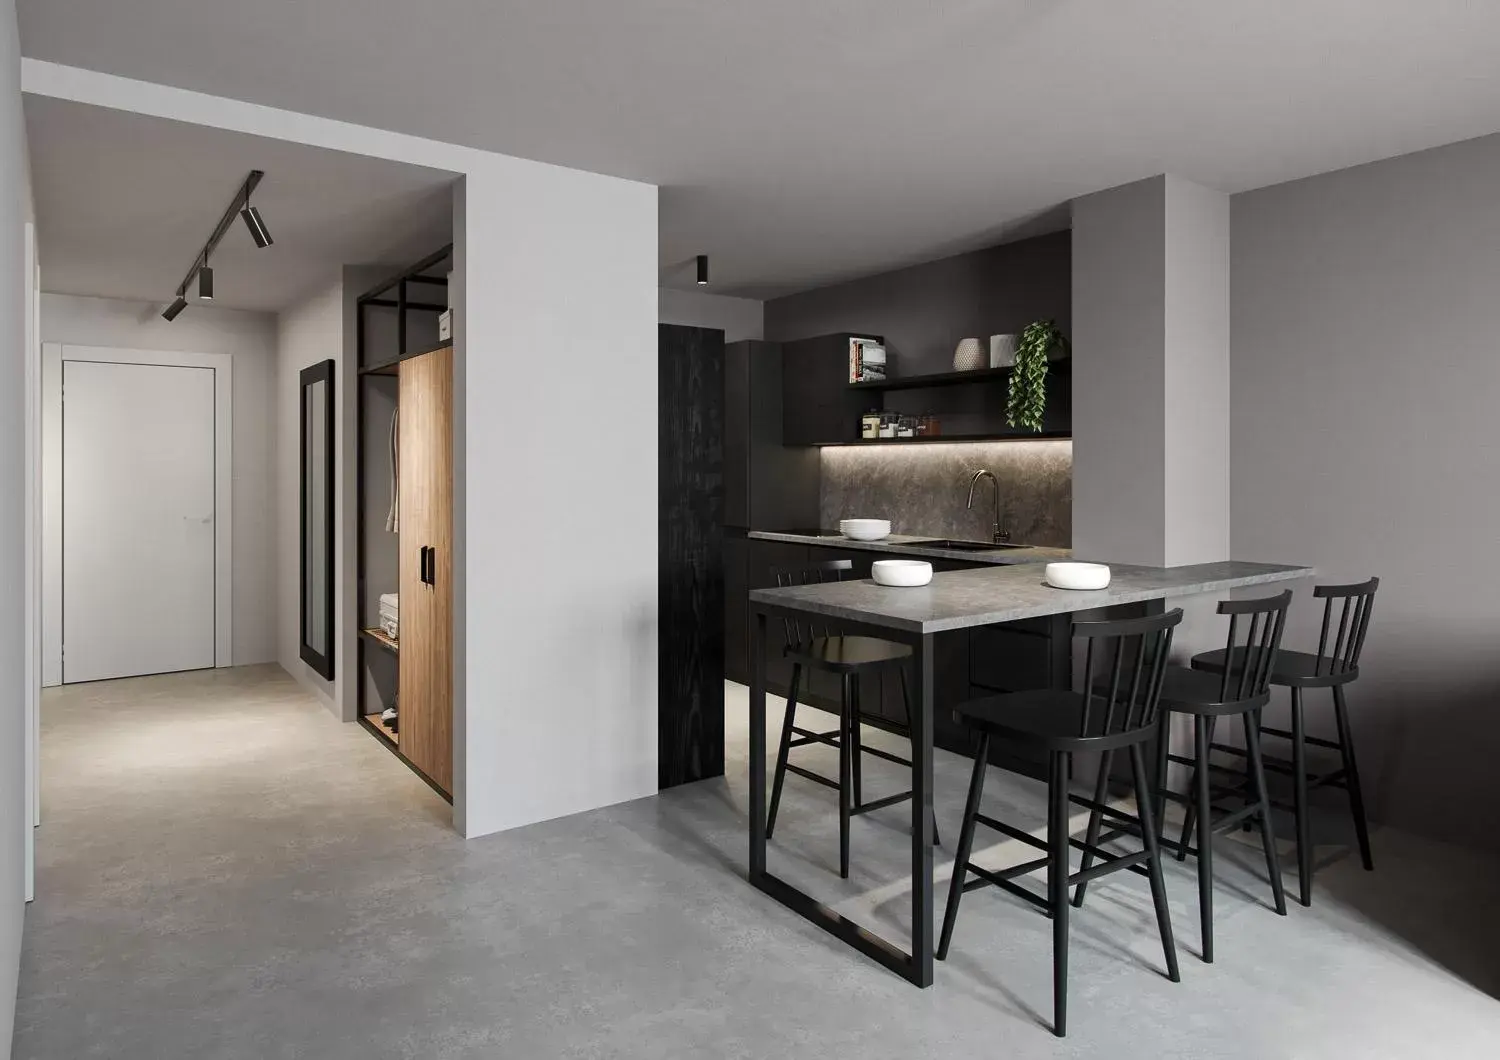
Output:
764,230,1070,374
821,440,1071,547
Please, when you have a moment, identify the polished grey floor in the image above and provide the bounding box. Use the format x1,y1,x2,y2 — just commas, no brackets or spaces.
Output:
14,665,1500,1058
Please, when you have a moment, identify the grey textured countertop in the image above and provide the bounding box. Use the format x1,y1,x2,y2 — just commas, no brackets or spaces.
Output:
748,560,1314,634
748,530,1070,565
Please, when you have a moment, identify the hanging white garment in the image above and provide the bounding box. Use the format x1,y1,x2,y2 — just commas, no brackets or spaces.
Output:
385,407,399,532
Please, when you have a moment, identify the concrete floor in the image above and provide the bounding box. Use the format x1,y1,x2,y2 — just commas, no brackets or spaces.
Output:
13,665,1500,1058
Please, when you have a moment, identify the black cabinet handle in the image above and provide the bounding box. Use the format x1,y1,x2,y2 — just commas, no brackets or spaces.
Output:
426,546,437,587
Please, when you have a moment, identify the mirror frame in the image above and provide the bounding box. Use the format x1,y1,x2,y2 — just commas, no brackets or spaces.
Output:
300,359,335,680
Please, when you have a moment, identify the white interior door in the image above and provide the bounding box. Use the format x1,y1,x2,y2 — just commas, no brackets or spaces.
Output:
61,359,217,683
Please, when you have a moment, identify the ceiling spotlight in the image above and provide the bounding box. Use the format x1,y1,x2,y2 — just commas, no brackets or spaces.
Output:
199,264,214,301
240,204,273,248
162,295,188,321
696,254,709,286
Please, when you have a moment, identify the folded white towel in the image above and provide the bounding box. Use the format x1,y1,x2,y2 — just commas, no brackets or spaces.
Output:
379,593,398,611
380,616,398,639
380,603,398,619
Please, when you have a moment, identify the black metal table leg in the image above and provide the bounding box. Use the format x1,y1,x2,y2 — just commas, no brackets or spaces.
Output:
745,603,936,988
750,609,767,879
909,632,935,988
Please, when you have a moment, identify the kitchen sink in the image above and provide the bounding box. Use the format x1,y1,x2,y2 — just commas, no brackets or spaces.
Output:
906,539,1029,552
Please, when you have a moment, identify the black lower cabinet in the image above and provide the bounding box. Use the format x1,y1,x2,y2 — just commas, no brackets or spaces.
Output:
723,534,750,685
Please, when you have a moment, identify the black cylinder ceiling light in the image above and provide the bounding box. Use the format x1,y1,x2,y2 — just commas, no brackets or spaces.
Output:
161,169,271,321
696,254,708,285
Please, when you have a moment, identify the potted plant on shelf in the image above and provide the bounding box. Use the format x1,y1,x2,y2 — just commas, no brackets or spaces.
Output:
1006,320,1069,432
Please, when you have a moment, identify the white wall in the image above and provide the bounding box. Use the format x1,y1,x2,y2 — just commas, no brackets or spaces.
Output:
456,163,659,838
0,0,28,1050
274,279,344,713
1232,132,1500,851
38,294,279,667
658,286,762,342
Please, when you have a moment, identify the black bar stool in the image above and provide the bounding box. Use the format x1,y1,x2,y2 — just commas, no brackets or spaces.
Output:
764,561,938,880
1073,590,1292,964
938,608,1184,1038
1189,578,1378,905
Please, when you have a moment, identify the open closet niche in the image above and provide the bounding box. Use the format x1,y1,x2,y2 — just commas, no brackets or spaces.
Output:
356,244,455,799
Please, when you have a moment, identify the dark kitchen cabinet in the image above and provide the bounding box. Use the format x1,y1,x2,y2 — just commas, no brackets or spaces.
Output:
782,333,878,446
725,340,821,530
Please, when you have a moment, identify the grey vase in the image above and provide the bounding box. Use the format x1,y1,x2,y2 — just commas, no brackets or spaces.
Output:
953,337,986,372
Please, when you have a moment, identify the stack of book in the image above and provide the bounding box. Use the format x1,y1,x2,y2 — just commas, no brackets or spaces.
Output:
848,337,889,383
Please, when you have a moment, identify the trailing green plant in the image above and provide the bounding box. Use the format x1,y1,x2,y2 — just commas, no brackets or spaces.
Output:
1006,320,1069,432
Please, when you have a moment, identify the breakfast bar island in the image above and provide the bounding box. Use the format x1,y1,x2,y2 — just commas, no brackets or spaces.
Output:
747,558,1313,988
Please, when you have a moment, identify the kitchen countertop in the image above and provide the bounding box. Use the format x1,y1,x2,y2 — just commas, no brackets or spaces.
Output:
747,530,1071,565
749,559,1314,635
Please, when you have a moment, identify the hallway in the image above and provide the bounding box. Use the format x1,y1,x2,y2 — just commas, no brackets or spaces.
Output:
14,668,1500,1058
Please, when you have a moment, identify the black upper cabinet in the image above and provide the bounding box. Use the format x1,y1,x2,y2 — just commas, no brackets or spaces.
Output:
782,334,874,446
725,340,820,529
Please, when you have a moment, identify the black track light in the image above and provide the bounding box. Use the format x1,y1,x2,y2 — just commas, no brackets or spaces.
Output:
199,264,214,301
696,254,709,285
240,204,273,248
162,295,188,322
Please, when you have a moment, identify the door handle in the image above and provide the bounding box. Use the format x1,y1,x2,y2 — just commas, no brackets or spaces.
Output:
425,546,437,587
419,546,430,586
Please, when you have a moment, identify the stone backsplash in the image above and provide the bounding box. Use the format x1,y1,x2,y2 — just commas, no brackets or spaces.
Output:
819,440,1072,547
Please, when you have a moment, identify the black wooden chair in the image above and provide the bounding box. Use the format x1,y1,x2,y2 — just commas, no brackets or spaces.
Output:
1189,578,1378,905
764,560,938,879
1072,590,1292,964
938,608,1184,1038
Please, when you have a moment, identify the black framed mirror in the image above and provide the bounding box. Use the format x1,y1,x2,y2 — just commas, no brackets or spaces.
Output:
300,359,335,679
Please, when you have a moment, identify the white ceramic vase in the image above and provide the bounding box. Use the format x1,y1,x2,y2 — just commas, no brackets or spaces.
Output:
953,337,986,372
989,333,1019,368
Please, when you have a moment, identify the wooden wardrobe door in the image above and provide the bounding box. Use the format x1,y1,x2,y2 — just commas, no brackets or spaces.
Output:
398,346,453,793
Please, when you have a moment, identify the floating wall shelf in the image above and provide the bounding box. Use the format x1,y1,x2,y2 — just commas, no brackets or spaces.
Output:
848,360,1072,391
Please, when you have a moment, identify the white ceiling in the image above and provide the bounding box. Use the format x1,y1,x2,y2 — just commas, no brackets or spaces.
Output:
19,1,1500,298
24,95,455,313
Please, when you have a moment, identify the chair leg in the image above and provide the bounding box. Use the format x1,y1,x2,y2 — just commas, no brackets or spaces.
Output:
1049,750,1070,1038
1291,688,1313,906
1176,736,1198,863
1244,708,1287,916
938,731,989,961
765,664,802,839
1070,749,1113,908
839,673,853,879
1130,742,1180,984
849,674,864,810
1331,685,1375,871
898,665,941,846
1193,716,1216,964
1154,712,1171,844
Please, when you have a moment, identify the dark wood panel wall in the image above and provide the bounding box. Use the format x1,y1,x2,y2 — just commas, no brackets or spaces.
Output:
658,325,726,789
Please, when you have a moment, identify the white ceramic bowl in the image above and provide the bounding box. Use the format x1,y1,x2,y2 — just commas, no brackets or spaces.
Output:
1045,562,1111,591
840,518,891,541
872,559,933,587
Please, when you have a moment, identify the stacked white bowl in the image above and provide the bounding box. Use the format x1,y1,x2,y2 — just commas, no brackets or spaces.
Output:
839,518,891,541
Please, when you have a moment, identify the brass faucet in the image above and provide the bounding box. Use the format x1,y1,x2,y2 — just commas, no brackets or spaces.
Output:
966,469,1010,544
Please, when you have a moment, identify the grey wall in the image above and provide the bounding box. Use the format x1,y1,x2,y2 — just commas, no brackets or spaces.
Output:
765,231,1071,374
1071,178,1167,565
0,0,25,1050
658,287,763,342
1232,133,1500,851
820,441,1071,547
40,294,280,667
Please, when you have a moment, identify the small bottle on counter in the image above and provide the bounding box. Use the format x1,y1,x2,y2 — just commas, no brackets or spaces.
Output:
861,410,882,439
